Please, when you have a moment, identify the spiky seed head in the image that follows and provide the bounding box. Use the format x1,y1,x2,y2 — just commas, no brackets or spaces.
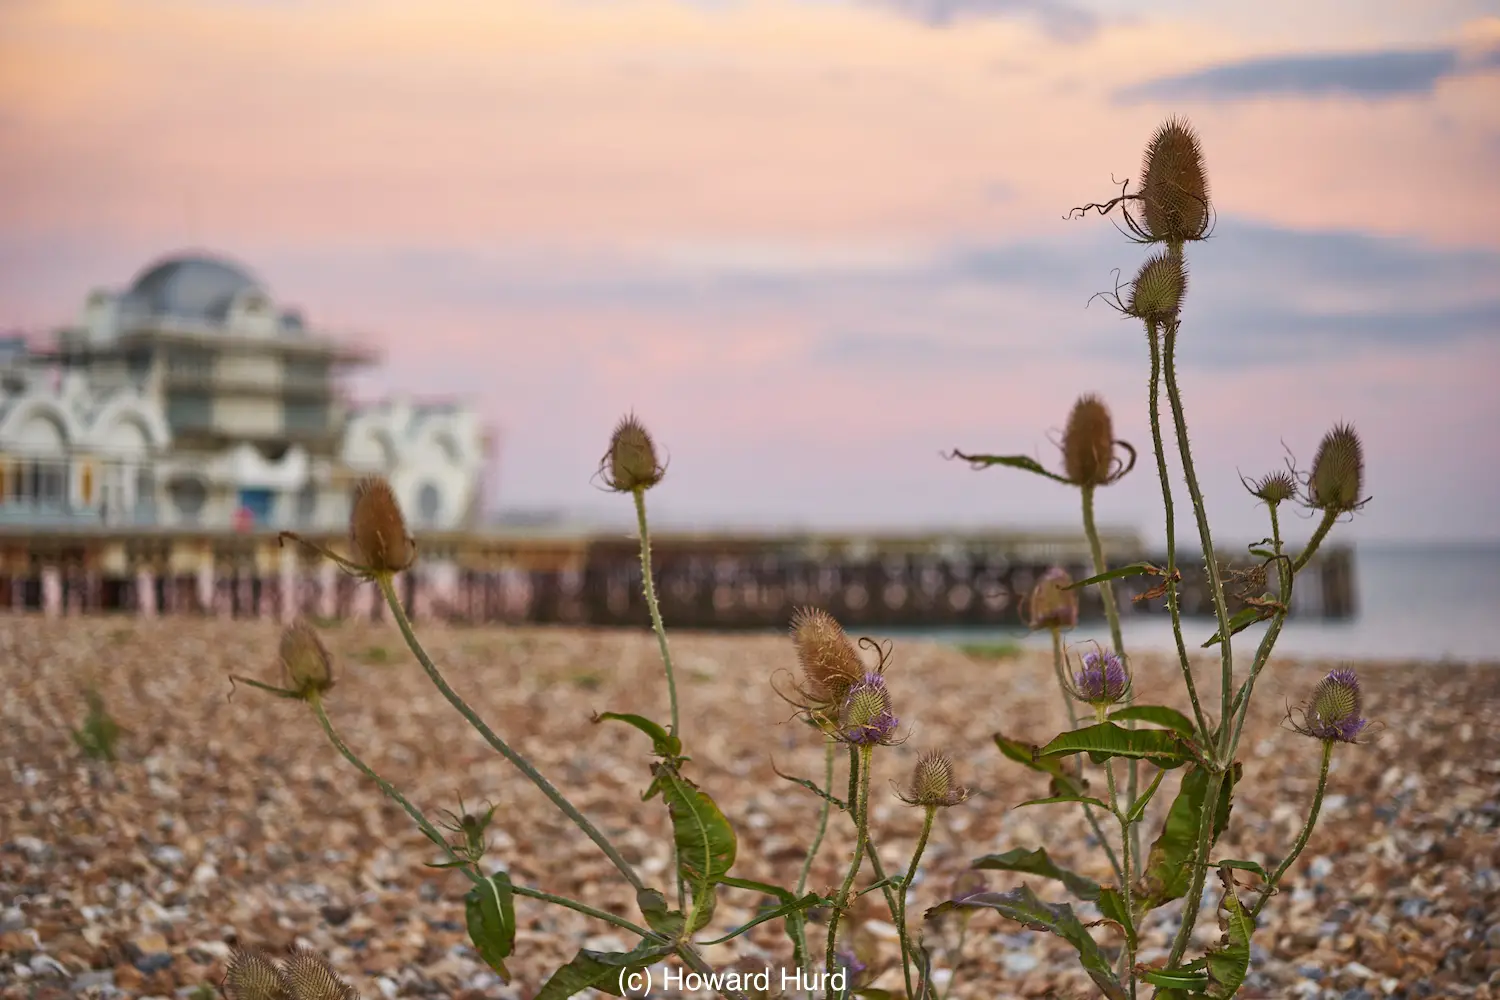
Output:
283,947,360,1000
1250,470,1298,506
601,413,665,492
1070,648,1131,709
1308,423,1365,513
1140,117,1211,243
1062,395,1116,487
349,476,415,574
279,619,334,697
897,749,969,808
789,606,865,706
1295,667,1368,744
223,948,291,1000
1026,566,1079,631
1127,250,1187,324
837,672,900,747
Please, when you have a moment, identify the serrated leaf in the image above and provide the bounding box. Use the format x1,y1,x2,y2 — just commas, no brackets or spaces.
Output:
1066,562,1159,589
593,711,683,759
927,887,1125,1000
533,941,675,1000
994,733,1088,798
464,872,515,982
971,848,1100,901
1108,704,1197,738
1139,764,1241,911
947,451,1072,483
1204,868,1254,998
1202,607,1269,647
1035,723,1191,768
1015,794,1114,812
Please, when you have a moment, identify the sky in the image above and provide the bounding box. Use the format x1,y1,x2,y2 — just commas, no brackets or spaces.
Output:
2,0,1498,546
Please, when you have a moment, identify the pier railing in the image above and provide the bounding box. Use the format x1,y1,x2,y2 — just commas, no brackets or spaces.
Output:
0,525,1354,627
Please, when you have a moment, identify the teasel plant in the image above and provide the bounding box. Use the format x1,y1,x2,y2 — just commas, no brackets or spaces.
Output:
925,116,1374,999
236,420,973,1000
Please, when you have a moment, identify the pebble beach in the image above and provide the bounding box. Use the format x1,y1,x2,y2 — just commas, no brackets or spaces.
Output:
2,616,1497,999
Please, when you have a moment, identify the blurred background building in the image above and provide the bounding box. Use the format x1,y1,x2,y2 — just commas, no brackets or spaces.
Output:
0,251,489,533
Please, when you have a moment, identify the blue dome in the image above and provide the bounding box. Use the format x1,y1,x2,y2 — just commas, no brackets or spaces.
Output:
125,253,265,321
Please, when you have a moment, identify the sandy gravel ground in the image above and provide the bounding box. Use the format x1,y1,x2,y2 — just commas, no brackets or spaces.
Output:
2,616,1498,1000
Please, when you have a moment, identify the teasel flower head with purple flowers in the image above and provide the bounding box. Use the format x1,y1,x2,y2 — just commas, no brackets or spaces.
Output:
1288,667,1369,744
1063,643,1132,716
835,672,903,747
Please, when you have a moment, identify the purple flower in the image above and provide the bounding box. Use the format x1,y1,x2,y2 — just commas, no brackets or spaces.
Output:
836,672,901,747
1293,667,1368,744
1069,648,1130,707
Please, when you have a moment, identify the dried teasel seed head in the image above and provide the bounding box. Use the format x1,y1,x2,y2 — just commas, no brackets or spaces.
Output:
1308,423,1365,513
283,947,361,1000
601,413,666,492
897,749,969,808
279,619,335,697
223,948,291,1000
349,476,415,574
789,606,865,706
1249,470,1298,506
1140,117,1211,243
1127,249,1187,324
1062,394,1116,487
1026,566,1078,631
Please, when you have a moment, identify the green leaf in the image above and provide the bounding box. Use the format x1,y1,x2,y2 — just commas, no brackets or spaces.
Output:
1096,888,1136,952
993,733,1089,798
1126,766,1169,825
635,888,685,938
928,887,1125,1000
1015,794,1114,812
464,872,516,982
1214,859,1270,882
593,711,683,759
1204,867,1254,998
971,848,1100,901
651,762,737,924
1035,723,1191,769
1108,704,1198,738
946,451,1072,483
698,891,823,945
533,941,675,999
1066,562,1158,589
1139,965,1209,991
1201,607,1269,648
771,766,848,810
1139,764,1241,911
717,877,817,968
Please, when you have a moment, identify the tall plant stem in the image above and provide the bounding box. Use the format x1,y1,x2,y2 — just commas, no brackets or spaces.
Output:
826,745,874,995
1251,740,1333,920
1103,758,1135,997
375,575,646,892
1080,482,1141,864
897,806,937,1000
1225,504,1291,758
1165,767,1224,967
1162,318,1235,755
307,695,660,940
1051,628,1124,883
790,742,838,971
1291,509,1338,574
1147,321,1210,742
633,487,681,738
